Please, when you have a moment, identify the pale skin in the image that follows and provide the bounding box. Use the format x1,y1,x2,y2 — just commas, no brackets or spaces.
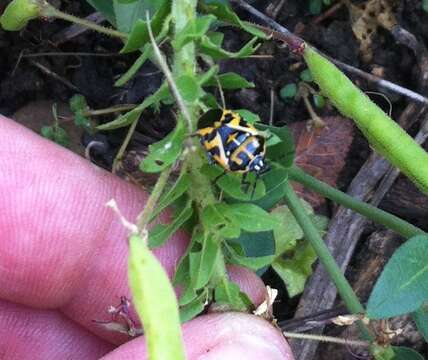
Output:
0,115,295,359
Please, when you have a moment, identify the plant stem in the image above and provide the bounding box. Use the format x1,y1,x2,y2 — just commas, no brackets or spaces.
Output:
282,181,373,341
283,332,369,347
112,118,139,173
41,4,127,40
147,13,193,135
86,104,136,117
288,166,425,238
137,167,172,233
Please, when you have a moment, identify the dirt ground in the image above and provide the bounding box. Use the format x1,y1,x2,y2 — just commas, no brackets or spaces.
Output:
1,0,428,358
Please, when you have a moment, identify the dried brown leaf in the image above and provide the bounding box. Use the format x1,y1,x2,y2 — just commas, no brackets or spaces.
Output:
346,0,397,62
290,116,355,208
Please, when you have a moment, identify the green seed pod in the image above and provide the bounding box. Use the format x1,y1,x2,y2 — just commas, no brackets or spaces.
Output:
0,0,41,31
304,45,428,194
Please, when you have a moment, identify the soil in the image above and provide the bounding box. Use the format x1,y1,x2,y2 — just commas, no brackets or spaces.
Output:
1,0,428,358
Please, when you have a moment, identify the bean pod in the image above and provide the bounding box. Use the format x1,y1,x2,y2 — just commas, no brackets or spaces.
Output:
0,0,40,31
304,45,428,194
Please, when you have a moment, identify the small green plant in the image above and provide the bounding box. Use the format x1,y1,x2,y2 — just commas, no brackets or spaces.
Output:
279,68,327,127
2,0,428,359
424,0,428,12
308,0,334,15
40,103,70,147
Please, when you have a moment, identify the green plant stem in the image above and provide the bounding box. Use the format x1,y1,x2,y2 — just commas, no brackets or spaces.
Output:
86,104,136,117
283,332,369,347
147,13,193,135
112,119,139,173
137,167,172,232
288,166,425,238
41,4,127,39
282,181,373,341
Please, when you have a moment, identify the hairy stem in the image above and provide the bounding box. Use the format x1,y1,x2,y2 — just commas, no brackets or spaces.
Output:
288,166,425,238
137,167,172,233
41,4,127,39
282,181,373,341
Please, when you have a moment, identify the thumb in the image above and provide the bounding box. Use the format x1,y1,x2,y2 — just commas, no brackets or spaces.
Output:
102,313,295,360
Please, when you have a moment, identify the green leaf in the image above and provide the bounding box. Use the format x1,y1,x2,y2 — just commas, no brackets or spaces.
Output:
140,119,186,173
234,231,275,259
74,111,92,131
424,0,428,13
371,344,395,360
214,280,252,311
178,281,197,306
206,31,224,46
87,0,116,24
225,243,274,271
202,204,241,239
41,125,70,147
197,65,220,86
202,93,220,108
272,205,303,255
174,253,190,286
235,109,260,124
114,0,156,33
179,291,207,323
121,0,170,53
115,44,153,86
392,347,425,360
412,304,428,342
257,124,295,168
252,167,288,210
148,201,193,248
216,170,266,201
203,1,267,38
313,94,326,108
150,173,190,222
41,125,54,139
272,202,327,255
172,15,216,49
189,233,220,289
176,75,203,103
128,234,185,360
272,242,317,297
300,69,313,82
225,203,280,232
201,164,266,201
97,83,169,130
200,35,259,60
204,72,254,89
279,83,297,101
309,0,322,15
69,94,88,112
367,235,428,319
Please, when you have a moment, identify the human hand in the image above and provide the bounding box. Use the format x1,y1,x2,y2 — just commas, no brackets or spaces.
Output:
0,115,294,359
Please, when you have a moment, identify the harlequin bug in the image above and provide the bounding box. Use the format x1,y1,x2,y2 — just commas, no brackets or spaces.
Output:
196,109,269,196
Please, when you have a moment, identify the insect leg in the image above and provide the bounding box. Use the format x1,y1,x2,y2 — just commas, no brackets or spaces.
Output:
250,174,259,200
241,172,251,194
213,170,227,185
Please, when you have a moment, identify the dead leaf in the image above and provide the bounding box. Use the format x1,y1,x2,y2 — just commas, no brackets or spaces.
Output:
331,314,363,326
253,286,278,319
345,0,397,62
290,116,355,208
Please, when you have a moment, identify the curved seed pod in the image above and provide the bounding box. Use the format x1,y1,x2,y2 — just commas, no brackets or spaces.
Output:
303,45,428,194
0,0,41,31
